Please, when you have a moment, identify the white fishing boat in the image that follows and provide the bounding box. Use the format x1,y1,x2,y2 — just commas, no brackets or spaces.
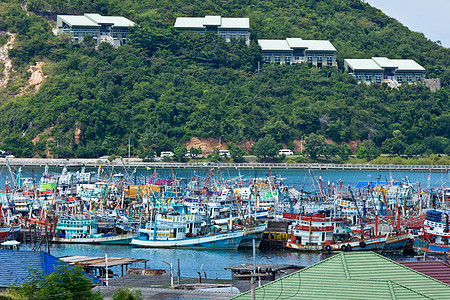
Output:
131,212,244,249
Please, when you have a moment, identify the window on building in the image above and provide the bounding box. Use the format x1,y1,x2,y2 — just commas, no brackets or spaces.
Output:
356,75,362,81
416,76,422,81
376,75,381,82
275,56,281,63
317,56,322,62
285,56,291,63
307,56,313,63
294,56,300,61
366,75,371,82
406,76,412,82
396,76,403,82
327,56,333,64
264,56,271,63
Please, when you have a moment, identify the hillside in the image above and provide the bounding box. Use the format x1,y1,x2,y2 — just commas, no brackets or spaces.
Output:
0,0,448,158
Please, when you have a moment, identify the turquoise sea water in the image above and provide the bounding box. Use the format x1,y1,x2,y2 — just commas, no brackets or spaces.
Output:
6,166,449,279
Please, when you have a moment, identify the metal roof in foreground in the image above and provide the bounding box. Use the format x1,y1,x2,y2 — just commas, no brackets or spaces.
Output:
231,252,450,299
60,256,147,268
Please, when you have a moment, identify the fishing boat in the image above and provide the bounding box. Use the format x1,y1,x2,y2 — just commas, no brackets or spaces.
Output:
131,212,244,249
413,210,450,254
53,215,136,245
238,222,267,249
285,212,387,251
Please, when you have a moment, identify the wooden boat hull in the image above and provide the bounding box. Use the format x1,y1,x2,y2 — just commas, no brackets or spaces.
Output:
131,230,244,250
286,236,387,252
239,223,267,249
52,233,136,245
383,233,410,250
414,239,450,254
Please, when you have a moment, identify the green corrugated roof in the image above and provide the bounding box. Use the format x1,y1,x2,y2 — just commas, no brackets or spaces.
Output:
232,252,450,299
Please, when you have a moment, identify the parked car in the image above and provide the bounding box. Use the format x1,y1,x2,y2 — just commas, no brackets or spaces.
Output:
219,150,230,157
278,149,294,156
160,151,174,158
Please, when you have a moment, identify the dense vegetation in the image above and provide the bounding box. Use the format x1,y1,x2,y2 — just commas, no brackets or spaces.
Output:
0,0,448,158
1,264,142,300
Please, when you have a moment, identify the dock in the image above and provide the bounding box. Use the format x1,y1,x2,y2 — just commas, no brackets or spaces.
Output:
2,158,448,171
60,256,148,278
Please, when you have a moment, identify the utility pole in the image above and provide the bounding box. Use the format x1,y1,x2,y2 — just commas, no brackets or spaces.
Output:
163,261,174,287
105,254,109,286
301,136,303,154
251,238,256,300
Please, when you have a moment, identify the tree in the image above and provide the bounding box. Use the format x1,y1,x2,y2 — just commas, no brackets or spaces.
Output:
139,149,156,162
189,146,202,158
253,135,278,161
339,143,352,161
356,140,381,161
173,146,188,162
304,133,327,160
228,143,245,163
112,287,143,300
8,264,102,300
382,130,406,156
206,147,221,162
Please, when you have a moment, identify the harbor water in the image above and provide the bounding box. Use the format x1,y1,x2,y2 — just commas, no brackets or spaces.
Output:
4,165,449,279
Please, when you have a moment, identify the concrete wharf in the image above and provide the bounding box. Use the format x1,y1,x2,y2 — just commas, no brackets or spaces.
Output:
1,158,449,172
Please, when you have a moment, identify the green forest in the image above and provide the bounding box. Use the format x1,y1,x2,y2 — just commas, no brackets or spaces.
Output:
0,0,448,158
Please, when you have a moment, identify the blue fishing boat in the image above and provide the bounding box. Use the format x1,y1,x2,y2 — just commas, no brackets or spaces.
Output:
53,215,136,245
414,210,450,254
131,212,244,249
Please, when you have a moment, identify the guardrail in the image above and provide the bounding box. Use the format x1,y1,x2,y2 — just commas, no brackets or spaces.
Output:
1,158,448,171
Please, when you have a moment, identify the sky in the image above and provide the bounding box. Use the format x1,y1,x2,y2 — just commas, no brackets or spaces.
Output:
365,0,450,48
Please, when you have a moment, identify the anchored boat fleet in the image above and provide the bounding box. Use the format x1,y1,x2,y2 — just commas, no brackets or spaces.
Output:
0,164,449,256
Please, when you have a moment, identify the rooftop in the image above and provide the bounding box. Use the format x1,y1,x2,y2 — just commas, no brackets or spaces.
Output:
258,39,292,51
57,13,134,28
399,260,450,285
259,38,336,52
0,250,100,287
232,252,450,299
345,59,384,71
60,255,148,268
174,16,250,29
345,57,425,71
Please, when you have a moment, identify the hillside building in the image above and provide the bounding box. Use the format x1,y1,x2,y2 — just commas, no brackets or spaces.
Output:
57,13,135,47
258,38,337,67
174,16,250,44
344,57,425,84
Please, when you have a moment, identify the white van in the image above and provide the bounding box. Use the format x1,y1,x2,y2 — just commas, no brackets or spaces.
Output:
160,151,174,158
219,150,230,157
279,149,294,156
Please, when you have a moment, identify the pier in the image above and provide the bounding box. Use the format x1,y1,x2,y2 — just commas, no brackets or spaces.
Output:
1,158,449,171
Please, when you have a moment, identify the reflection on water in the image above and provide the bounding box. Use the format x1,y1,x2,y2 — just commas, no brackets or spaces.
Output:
20,243,415,279
21,243,335,279
10,167,438,279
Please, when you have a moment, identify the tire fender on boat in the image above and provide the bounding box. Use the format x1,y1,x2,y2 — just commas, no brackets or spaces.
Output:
340,244,347,251
359,241,366,248
324,245,331,251
346,243,352,251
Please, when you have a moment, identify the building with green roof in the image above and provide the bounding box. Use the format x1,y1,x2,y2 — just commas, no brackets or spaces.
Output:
57,13,135,47
232,252,450,299
344,57,425,84
174,16,250,44
258,38,337,67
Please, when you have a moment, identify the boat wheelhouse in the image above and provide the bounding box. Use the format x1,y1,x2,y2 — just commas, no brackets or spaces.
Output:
286,212,387,251
132,211,244,249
